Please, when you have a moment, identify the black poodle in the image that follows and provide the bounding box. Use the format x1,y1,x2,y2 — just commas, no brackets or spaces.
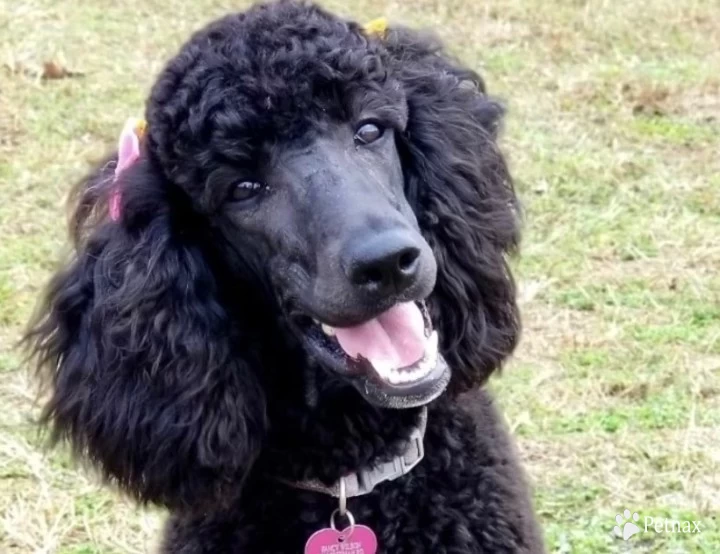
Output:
26,1,545,552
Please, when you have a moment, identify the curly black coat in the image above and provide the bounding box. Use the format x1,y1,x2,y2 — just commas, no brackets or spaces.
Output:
26,1,545,552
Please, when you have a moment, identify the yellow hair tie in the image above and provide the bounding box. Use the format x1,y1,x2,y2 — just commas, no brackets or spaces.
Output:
135,118,148,138
363,17,388,38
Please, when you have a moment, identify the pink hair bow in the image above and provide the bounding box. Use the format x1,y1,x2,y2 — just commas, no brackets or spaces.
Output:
109,117,147,221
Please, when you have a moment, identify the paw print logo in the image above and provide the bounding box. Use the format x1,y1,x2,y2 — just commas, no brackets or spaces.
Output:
614,510,641,540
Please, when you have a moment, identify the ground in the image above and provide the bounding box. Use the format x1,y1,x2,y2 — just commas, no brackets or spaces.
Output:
0,0,718,552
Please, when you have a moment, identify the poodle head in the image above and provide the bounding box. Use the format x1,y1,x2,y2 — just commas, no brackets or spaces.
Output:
26,0,519,507
141,1,518,405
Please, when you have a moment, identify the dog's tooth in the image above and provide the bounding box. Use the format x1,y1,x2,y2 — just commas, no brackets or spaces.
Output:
373,360,393,378
428,331,438,353
390,368,403,384
425,332,439,365
321,323,336,337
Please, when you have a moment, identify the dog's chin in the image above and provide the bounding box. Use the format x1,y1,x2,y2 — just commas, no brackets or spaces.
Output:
355,352,451,409
291,301,451,409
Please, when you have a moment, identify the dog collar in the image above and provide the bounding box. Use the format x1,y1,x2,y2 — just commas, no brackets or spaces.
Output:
280,407,427,498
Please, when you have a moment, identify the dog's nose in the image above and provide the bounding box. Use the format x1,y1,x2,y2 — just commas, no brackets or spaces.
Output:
344,231,423,295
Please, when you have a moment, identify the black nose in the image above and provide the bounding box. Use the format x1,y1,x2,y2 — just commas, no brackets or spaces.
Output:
345,231,423,295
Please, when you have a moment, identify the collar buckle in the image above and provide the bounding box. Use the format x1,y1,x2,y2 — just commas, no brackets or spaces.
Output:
348,410,426,497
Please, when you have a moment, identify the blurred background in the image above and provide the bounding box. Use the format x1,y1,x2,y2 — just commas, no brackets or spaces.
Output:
1,0,718,552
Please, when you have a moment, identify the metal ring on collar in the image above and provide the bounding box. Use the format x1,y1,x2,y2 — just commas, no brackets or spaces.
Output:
330,508,355,533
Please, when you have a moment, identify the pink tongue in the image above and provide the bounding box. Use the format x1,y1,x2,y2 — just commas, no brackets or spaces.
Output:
332,302,426,371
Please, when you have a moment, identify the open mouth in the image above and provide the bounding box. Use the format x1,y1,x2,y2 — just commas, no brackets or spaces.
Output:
294,301,451,408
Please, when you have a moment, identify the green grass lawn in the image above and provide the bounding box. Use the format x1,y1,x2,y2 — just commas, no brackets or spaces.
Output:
1,0,718,552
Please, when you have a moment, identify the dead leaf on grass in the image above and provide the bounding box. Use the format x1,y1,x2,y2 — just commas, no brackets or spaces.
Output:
41,60,84,80
2,58,84,80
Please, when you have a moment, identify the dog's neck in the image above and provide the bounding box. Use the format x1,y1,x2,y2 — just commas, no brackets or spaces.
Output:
277,407,427,497
258,375,428,485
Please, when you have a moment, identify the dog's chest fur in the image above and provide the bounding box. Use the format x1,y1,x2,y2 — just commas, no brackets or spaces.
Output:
161,389,544,553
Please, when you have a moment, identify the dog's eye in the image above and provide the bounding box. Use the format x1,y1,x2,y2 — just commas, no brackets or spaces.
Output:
230,181,264,202
354,122,385,145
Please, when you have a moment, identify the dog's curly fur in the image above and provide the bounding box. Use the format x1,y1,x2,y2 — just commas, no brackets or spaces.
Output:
25,1,545,552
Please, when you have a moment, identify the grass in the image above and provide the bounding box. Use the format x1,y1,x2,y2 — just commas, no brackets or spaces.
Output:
1,0,718,552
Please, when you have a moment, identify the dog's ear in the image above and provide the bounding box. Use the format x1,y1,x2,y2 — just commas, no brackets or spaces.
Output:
25,154,266,509
387,28,521,393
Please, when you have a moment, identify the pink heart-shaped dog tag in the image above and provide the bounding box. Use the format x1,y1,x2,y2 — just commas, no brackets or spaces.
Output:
305,525,377,554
